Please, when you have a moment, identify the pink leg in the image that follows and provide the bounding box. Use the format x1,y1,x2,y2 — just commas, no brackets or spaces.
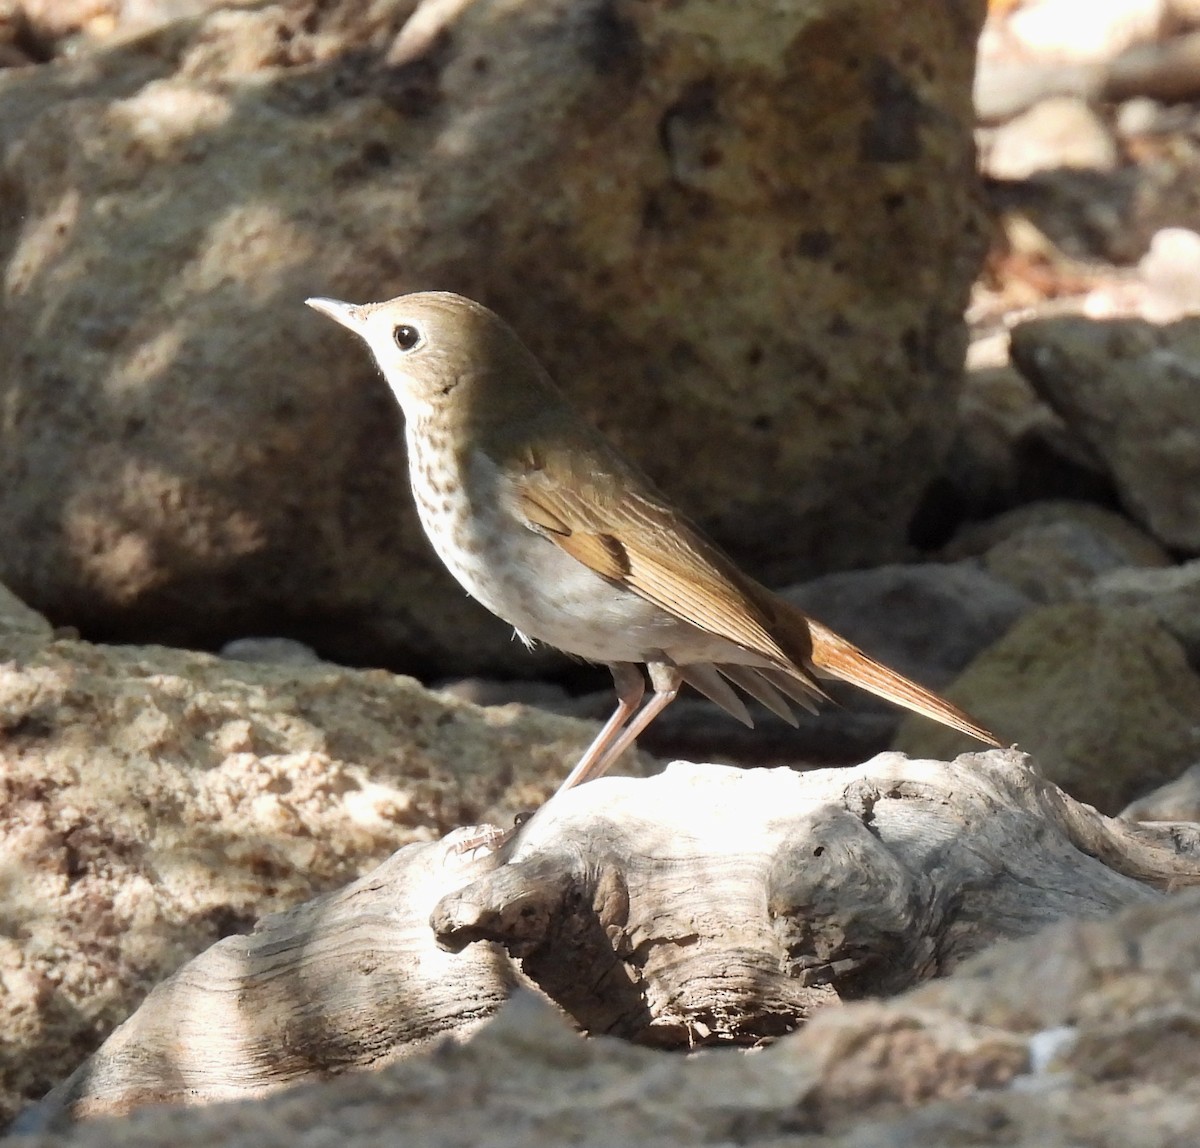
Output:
469,665,679,857
554,662,646,794
556,662,682,793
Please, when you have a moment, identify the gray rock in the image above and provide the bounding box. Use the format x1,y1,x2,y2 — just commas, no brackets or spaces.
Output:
942,500,1171,603
433,676,574,711
1084,558,1200,665
0,578,53,640
942,365,1115,519
973,60,1101,124
1122,761,1200,821
783,562,1032,688
220,636,324,666
1136,227,1200,321
1011,316,1200,552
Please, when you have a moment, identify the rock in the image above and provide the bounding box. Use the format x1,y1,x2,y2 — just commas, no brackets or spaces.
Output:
0,584,613,1125
981,96,1119,181
1084,558,1200,665
1060,222,1200,326
1104,28,1200,102
941,365,1116,519
895,601,1200,814
1137,227,1200,321
0,2,34,69
9,0,120,45
0,578,53,639
1114,94,1177,136
983,163,1145,264
973,60,1101,125
1004,0,1167,65
783,562,1032,688
910,889,1200,1046
1010,316,1200,552
0,0,987,671
219,635,324,665
941,500,1171,603
940,366,1035,519
906,888,1200,1080
1122,762,1200,820
433,676,574,711
973,0,1166,121
5,989,1024,1147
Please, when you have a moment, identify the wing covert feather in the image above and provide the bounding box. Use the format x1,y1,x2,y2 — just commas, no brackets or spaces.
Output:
514,475,792,666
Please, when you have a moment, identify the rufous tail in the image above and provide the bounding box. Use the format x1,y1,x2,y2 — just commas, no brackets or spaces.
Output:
805,617,1000,745
761,592,1001,746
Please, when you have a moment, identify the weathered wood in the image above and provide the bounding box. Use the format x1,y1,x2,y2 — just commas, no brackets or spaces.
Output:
22,749,1200,1129
20,834,522,1128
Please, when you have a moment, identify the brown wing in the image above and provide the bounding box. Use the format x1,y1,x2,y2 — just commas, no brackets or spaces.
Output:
512,454,795,669
508,440,999,747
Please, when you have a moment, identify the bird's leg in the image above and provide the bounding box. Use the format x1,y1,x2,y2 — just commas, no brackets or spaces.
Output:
557,662,682,792
554,662,645,795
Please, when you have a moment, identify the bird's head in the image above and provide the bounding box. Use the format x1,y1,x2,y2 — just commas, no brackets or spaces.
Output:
306,290,547,422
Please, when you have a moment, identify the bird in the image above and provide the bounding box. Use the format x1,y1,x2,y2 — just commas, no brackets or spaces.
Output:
306,291,1000,794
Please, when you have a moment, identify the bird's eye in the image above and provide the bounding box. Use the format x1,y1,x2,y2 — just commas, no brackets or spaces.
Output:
393,324,421,351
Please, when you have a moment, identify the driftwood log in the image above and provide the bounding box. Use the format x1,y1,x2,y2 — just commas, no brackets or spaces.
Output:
22,748,1200,1129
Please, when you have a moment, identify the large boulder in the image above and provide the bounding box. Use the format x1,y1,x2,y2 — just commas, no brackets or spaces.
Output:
0,0,987,672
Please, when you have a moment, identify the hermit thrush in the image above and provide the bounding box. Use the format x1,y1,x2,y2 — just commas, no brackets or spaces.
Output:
307,291,999,792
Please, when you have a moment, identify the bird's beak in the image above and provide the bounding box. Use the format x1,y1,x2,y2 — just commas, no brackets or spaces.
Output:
305,296,367,332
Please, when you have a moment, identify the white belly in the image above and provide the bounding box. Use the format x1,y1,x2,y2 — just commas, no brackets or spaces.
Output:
407,438,712,664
